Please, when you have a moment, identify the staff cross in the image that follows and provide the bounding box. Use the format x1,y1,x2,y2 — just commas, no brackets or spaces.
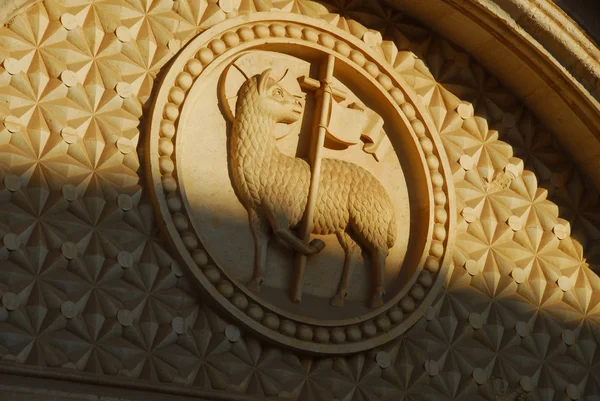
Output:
291,54,346,303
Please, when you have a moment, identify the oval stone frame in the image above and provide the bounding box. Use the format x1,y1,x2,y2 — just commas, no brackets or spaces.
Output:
146,12,456,354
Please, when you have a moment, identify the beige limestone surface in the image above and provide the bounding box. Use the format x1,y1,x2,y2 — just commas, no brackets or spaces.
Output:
0,0,597,400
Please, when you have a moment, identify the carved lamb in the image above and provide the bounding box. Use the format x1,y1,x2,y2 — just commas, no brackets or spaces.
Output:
229,69,397,308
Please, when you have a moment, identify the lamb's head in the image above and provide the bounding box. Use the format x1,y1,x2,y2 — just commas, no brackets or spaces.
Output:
236,69,303,124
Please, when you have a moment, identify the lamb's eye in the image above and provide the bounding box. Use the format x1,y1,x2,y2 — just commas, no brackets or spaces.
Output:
272,88,283,98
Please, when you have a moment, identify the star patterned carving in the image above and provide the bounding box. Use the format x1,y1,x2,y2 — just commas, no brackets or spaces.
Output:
0,1,598,401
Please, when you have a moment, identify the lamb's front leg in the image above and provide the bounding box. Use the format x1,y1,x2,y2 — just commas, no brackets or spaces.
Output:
263,206,325,255
247,209,269,292
331,231,360,307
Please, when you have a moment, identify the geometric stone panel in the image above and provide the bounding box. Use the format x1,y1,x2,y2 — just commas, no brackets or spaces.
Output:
0,1,597,401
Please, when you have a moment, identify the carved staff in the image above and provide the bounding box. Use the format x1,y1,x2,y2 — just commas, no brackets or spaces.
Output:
291,54,336,303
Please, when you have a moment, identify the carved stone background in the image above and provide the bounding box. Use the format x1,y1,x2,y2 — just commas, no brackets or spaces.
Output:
0,1,598,400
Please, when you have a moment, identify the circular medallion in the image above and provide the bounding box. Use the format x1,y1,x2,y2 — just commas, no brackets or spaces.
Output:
146,13,455,354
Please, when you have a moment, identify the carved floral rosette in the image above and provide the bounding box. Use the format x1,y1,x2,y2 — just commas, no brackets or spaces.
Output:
146,13,456,354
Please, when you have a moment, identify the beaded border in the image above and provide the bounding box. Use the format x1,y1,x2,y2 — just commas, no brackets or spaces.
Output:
148,14,454,354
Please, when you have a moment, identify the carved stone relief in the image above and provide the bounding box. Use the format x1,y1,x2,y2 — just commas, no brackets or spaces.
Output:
0,1,597,401
145,15,454,354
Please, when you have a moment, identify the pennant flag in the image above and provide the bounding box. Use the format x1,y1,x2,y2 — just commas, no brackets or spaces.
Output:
326,100,389,161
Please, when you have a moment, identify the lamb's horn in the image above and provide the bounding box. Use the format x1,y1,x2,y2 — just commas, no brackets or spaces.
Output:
257,69,272,95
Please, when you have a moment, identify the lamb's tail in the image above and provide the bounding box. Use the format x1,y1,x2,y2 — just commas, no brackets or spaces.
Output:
387,212,397,251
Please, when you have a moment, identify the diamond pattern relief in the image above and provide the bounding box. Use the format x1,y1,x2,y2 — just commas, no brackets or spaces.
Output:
0,1,598,401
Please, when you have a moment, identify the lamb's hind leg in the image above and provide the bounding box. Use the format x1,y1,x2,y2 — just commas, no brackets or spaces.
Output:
370,249,387,308
247,209,269,292
263,206,325,255
331,231,360,307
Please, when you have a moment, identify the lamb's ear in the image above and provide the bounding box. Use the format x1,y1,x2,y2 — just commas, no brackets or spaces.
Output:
257,69,272,95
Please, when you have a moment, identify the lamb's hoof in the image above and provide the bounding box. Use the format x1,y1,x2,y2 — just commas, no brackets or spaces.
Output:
369,287,385,308
369,294,383,308
309,239,325,254
247,278,263,293
330,293,345,308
